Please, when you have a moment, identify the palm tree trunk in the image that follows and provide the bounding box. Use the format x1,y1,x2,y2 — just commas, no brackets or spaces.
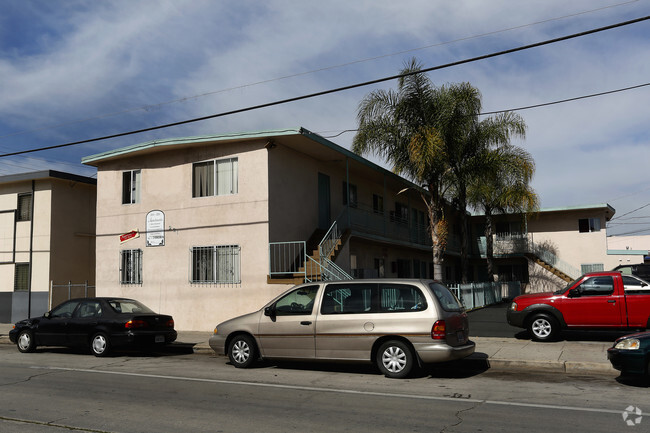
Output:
484,210,497,282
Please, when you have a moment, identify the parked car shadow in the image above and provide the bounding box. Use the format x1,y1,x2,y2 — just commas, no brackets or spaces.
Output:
30,342,195,357
615,374,650,388
514,329,631,343
225,357,489,379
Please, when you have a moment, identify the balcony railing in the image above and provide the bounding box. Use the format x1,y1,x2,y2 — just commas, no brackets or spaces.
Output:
476,234,580,279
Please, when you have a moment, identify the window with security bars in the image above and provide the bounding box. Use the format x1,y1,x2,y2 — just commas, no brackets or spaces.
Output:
192,158,238,198
17,193,32,221
190,245,241,284
581,263,604,274
14,263,29,291
120,249,143,284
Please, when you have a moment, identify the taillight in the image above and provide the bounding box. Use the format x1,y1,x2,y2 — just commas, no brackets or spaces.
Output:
125,319,148,329
166,319,174,328
431,320,446,340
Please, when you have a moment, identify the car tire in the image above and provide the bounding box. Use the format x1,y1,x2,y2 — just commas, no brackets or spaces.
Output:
228,334,257,368
528,314,559,342
376,340,414,379
90,332,111,357
16,330,36,353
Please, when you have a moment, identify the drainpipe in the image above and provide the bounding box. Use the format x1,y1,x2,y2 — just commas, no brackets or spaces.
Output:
27,180,35,317
346,158,350,229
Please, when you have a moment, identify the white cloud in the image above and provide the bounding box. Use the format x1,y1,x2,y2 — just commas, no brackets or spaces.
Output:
0,0,649,234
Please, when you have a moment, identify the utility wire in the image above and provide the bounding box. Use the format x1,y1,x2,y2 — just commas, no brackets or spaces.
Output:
321,81,650,137
1,15,648,159
0,0,639,142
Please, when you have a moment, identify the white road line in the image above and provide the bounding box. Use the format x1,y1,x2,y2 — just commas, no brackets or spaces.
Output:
32,366,624,415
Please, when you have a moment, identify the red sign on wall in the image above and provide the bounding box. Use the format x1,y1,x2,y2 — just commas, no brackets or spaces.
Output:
120,230,139,243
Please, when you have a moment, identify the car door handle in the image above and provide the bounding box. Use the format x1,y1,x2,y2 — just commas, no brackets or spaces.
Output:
607,300,616,304
300,321,312,326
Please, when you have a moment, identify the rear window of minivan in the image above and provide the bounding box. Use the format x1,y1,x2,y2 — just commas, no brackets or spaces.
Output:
429,283,463,312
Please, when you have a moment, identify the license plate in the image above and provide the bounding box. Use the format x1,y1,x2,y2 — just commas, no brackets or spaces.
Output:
457,331,465,344
155,335,164,343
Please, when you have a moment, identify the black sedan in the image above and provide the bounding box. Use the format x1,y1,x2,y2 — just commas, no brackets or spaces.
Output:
9,297,177,357
607,331,650,376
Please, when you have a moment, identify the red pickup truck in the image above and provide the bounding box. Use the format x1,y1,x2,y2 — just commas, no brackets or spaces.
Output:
507,271,650,341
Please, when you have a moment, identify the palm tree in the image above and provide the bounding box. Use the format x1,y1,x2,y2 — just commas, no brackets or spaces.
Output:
352,59,454,280
468,142,539,282
353,58,530,282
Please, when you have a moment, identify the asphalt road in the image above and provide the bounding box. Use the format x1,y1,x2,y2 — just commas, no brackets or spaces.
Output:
0,345,648,433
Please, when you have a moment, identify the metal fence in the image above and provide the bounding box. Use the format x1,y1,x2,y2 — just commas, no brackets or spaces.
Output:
49,281,96,309
447,281,521,310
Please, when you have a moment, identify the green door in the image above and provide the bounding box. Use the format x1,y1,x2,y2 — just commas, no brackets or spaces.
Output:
318,173,331,230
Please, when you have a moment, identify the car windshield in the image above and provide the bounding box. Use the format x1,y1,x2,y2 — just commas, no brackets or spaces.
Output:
428,282,464,312
107,299,154,314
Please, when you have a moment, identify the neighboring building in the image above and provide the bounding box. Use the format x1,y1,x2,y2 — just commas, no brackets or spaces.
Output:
0,171,96,323
470,204,645,292
607,234,650,263
82,128,464,331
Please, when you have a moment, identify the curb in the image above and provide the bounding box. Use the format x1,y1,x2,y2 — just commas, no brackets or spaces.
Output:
0,334,616,375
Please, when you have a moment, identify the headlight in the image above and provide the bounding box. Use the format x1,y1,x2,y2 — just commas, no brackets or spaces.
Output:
510,302,518,311
614,338,640,350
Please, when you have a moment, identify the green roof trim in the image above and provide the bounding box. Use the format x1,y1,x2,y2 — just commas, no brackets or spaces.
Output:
81,128,303,165
607,249,648,255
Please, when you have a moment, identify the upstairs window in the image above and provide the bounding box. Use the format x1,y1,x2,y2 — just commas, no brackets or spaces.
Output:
372,194,383,214
17,193,32,221
193,158,238,198
578,218,600,233
122,170,141,204
342,182,358,207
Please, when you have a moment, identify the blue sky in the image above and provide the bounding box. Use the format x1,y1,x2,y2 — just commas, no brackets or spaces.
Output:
1,0,649,236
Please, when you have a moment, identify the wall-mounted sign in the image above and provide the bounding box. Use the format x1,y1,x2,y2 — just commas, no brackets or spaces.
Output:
146,210,165,247
120,230,139,244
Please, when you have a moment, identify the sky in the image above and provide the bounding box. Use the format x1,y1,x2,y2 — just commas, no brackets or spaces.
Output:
1,0,649,237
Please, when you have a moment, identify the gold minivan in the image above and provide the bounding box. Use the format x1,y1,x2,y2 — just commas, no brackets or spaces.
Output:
208,279,475,378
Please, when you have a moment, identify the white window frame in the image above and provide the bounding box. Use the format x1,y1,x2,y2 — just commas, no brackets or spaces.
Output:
120,249,143,284
122,170,141,204
192,157,238,198
190,245,241,284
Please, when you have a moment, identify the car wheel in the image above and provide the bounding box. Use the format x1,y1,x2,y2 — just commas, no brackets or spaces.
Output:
376,340,414,379
90,332,111,357
228,334,257,368
528,314,559,342
16,330,36,353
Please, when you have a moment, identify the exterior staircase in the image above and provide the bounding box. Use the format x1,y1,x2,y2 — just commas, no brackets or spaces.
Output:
268,222,352,284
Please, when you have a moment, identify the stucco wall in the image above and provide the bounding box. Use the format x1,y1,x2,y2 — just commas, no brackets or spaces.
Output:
94,140,292,331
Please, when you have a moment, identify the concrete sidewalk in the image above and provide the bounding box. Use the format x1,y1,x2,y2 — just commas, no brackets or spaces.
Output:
0,323,616,375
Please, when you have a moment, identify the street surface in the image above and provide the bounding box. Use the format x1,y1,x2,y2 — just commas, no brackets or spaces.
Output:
0,345,648,433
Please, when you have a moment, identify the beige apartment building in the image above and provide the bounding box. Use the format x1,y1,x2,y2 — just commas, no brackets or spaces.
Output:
470,204,646,292
82,128,462,331
0,171,96,323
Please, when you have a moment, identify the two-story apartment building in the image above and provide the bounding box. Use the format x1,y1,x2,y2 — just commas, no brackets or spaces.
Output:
82,128,463,330
470,204,646,292
0,170,96,323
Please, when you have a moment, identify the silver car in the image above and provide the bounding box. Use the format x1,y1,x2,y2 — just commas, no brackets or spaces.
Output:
209,279,475,378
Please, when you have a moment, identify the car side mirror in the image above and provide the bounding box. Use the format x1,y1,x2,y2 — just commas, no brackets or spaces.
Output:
568,288,581,298
264,306,276,318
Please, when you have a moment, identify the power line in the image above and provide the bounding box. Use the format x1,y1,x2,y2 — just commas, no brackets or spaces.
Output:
0,0,639,142
321,80,650,138
1,15,648,159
